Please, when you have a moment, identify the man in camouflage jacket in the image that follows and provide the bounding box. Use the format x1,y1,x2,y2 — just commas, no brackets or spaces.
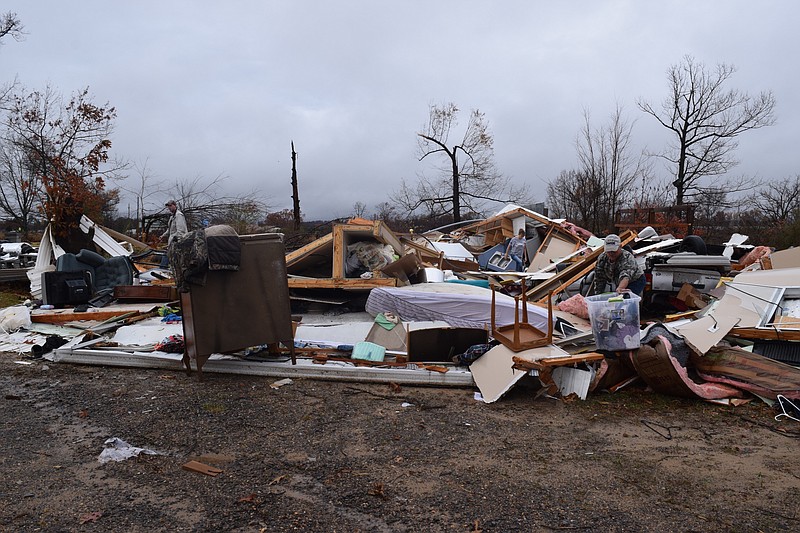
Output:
592,234,646,295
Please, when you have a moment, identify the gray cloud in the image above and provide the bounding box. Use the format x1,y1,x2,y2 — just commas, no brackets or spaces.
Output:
2,1,797,219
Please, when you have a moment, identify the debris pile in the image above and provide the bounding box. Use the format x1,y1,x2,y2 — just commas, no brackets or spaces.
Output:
1,207,798,420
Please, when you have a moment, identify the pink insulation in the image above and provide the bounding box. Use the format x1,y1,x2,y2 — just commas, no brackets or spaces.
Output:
557,293,589,319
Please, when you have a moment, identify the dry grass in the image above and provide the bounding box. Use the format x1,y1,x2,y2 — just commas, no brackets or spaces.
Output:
0,281,30,308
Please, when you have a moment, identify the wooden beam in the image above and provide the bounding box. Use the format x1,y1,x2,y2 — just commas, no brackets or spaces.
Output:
728,327,800,341
288,277,397,289
401,238,439,261
32,309,143,325
372,221,403,254
511,352,605,371
332,225,346,278
285,232,333,269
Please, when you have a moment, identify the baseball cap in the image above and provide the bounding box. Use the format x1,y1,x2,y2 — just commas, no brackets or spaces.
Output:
604,234,621,252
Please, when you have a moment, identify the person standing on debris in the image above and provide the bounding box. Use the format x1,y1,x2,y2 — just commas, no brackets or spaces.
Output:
160,200,188,267
162,200,188,245
592,234,646,295
503,228,527,272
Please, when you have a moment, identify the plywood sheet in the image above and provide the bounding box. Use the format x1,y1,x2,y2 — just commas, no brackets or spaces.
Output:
529,233,578,271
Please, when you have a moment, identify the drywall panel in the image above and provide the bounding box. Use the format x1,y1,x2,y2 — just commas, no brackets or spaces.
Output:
770,248,800,270
471,343,569,403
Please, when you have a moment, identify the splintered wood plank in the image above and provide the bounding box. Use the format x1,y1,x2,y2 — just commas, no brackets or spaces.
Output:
30,303,158,325
728,327,800,341
287,277,397,289
511,352,605,371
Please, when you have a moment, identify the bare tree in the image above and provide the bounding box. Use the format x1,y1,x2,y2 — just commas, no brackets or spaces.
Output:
753,175,800,224
638,55,776,205
351,201,367,218
221,199,267,235
142,174,271,237
0,12,24,43
692,188,731,241
547,169,600,229
0,140,39,232
547,107,647,233
373,201,396,222
119,158,166,237
392,102,529,223
0,12,24,106
629,172,675,209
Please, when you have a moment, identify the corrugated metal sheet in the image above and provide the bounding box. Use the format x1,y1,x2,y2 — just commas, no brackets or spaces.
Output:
752,340,800,365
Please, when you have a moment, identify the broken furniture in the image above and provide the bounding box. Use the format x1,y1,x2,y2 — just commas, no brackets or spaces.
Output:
511,352,605,398
55,249,135,293
381,252,423,285
26,216,136,301
490,286,553,351
401,237,480,272
48,249,135,307
30,302,159,325
458,205,587,272
180,233,295,374
470,343,572,403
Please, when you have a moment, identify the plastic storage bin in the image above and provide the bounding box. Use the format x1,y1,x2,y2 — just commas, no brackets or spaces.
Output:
586,292,642,351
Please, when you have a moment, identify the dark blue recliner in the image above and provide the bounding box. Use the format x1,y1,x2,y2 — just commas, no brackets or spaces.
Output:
55,249,135,294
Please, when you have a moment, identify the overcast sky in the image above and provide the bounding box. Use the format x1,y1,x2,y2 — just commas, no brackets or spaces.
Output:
1,1,798,221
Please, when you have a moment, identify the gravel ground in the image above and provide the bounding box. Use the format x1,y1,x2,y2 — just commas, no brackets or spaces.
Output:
2,353,800,532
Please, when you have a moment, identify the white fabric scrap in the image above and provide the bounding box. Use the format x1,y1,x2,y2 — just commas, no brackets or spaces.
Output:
270,378,293,389
98,437,159,464
0,305,31,334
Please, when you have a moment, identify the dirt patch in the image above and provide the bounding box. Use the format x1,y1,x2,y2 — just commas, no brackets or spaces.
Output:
1,354,799,532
